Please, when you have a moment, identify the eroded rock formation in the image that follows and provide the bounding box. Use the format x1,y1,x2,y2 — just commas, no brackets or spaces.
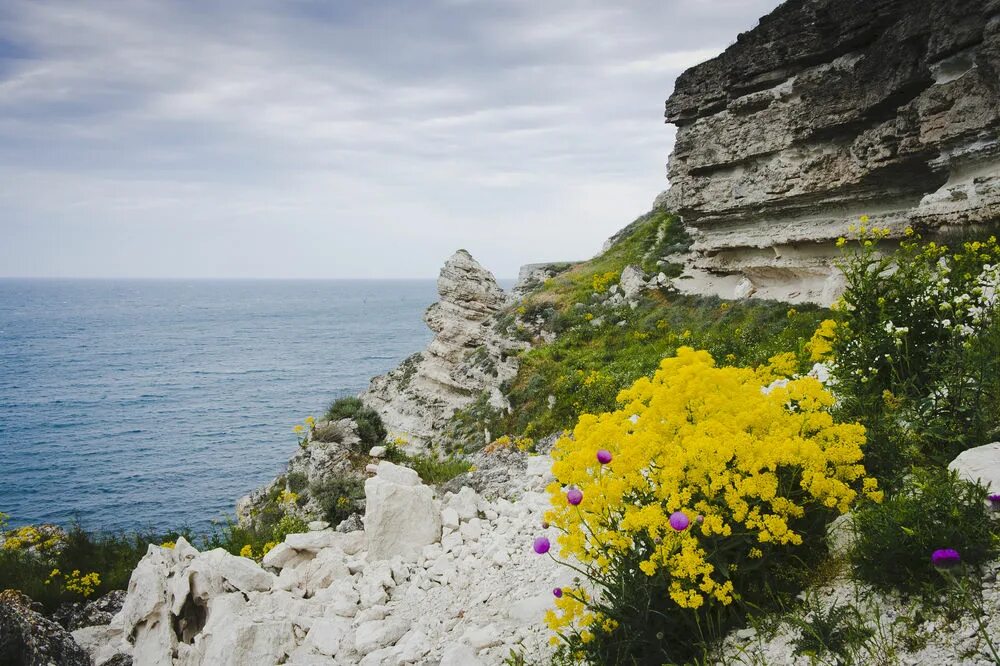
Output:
363,250,524,446
662,0,1000,304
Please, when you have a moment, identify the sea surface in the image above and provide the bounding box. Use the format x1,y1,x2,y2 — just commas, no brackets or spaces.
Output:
0,279,440,533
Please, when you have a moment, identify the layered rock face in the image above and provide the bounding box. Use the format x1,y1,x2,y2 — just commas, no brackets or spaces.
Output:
663,0,1000,304
363,250,523,446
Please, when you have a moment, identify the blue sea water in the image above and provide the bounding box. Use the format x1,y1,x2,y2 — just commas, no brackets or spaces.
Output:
0,279,439,533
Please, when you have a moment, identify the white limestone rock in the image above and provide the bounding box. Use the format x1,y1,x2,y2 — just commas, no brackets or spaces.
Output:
619,265,647,300
949,442,1000,494
364,470,441,561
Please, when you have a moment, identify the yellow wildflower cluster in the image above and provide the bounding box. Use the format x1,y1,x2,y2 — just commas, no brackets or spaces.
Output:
590,271,618,293
1,525,64,553
484,434,535,455
63,569,101,598
544,348,878,634
807,319,838,362
278,489,298,505
239,541,278,562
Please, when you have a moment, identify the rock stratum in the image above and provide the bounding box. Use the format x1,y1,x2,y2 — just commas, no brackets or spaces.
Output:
662,0,1000,304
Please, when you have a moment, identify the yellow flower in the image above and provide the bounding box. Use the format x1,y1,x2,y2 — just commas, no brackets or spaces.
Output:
859,214,870,223
292,424,304,434
239,544,254,559
304,416,315,425
543,347,871,641
161,541,176,550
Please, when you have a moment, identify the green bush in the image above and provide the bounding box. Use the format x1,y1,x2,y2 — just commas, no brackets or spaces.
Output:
309,476,364,526
0,521,188,612
312,421,346,444
286,471,308,494
324,397,387,451
833,230,1000,486
383,444,472,485
503,293,827,438
850,468,997,593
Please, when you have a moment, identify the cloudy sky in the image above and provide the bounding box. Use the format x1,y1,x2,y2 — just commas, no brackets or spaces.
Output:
0,0,780,279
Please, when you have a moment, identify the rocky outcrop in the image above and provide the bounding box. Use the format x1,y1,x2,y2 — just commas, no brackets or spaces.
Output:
509,262,574,302
363,250,524,446
662,0,1000,304
236,419,362,526
83,458,565,665
0,589,90,666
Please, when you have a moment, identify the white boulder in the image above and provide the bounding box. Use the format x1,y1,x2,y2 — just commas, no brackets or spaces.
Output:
364,464,441,560
949,442,1000,493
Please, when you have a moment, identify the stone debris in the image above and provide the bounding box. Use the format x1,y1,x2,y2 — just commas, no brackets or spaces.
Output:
82,457,565,665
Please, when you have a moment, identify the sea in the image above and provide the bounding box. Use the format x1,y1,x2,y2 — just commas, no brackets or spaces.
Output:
0,279,441,534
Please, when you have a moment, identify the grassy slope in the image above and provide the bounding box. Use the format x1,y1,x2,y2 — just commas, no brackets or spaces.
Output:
450,210,829,445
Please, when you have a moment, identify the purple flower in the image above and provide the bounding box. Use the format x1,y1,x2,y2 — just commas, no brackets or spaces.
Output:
931,548,961,569
988,494,1000,510
567,488,584,506
541,521,550,529
695,514,704,524
669,511,690,531
533,536,551,555
597,449,613,465
553,587,563,598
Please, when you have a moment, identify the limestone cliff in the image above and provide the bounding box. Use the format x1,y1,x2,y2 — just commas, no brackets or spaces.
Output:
662,0,1000,304
362,250,525,447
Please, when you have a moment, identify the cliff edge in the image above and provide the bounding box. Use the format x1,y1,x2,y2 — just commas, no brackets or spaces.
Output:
662,0,1000,304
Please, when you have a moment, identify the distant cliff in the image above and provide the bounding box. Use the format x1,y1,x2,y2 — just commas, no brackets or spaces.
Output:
661,0,1000,304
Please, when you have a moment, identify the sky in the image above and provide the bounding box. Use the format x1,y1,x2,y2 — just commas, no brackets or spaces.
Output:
0,0,781,279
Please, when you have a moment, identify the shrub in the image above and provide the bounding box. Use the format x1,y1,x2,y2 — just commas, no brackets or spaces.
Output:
309,476,364,526
503,293,827,439
832,228,1000,485
325,397,387,451
850,468,996,593
0,520,188,612
382,445,472,485
541,347,879,665
312,421,346,444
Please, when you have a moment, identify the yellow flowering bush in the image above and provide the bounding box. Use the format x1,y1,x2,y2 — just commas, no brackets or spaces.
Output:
62,569,101,598
542,347,877,664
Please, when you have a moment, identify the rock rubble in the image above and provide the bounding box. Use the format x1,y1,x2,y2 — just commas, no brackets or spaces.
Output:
81,460,564,665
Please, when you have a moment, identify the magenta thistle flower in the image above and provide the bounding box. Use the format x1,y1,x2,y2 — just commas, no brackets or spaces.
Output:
669,511,690,531
533,536,551,555
596,449,612,465
566,488,583,506
931,548,961,569
553,587,563,598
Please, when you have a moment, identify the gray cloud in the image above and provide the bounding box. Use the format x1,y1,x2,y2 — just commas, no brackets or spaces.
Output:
0,0,781,278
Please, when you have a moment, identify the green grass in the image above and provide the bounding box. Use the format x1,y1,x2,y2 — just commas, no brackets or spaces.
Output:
504,290,827,438
0,524,190,612
383,443,472,485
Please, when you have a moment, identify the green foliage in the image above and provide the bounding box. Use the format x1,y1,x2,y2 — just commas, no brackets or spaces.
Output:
789,594,874,663
519,210,689,313
286,471,308,494
850,468,997,593
504,293,827,437
405,454,472,485
309,476,364,526
441,392,506,454
312,421,346,444
832,231,1000,486
0,524,189,612
325,397,387,451
383,444,472,485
